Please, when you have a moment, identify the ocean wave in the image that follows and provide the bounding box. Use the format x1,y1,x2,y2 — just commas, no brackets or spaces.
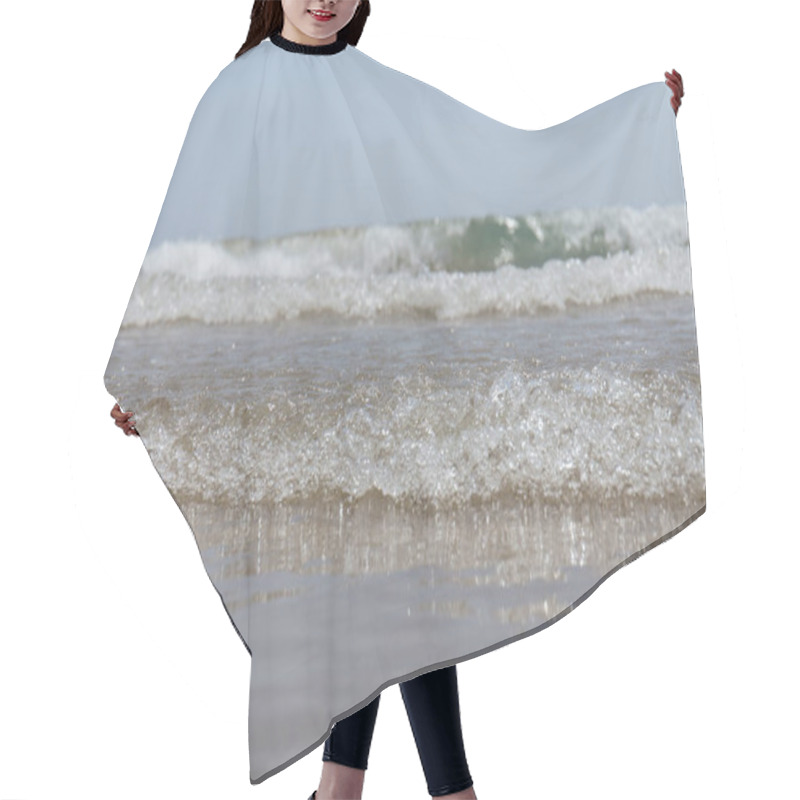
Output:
121,205,690,326
127,363,704,507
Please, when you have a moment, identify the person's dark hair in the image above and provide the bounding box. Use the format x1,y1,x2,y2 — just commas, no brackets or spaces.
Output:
236,1,371,59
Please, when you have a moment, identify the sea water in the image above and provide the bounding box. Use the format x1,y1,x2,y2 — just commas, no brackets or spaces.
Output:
105,204,704,633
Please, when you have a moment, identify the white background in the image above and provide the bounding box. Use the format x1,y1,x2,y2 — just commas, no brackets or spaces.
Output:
1,1,797,798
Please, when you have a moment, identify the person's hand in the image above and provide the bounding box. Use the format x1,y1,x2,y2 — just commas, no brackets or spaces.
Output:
111,402,139,436
665,69,684,116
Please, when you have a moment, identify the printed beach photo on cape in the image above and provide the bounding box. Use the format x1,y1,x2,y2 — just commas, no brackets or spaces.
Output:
103,40,704,777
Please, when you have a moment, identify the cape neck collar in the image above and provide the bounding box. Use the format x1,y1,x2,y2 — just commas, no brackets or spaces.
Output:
269,31,348,56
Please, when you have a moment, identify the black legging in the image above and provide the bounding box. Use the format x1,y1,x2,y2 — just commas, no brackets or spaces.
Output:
323,664,474,797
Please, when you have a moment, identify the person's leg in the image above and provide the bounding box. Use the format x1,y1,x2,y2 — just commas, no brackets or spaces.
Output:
316,693,381,800
400,665,476,798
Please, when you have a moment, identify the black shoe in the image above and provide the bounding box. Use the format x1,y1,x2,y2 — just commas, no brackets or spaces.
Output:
307,792,317,800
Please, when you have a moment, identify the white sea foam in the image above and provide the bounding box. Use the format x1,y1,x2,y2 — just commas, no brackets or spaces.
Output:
121,205,691,326
126,360,703,507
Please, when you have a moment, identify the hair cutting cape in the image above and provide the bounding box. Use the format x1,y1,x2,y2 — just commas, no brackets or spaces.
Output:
105,32,705,785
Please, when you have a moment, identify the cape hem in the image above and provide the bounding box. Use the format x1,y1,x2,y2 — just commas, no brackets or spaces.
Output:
248,502,706,785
